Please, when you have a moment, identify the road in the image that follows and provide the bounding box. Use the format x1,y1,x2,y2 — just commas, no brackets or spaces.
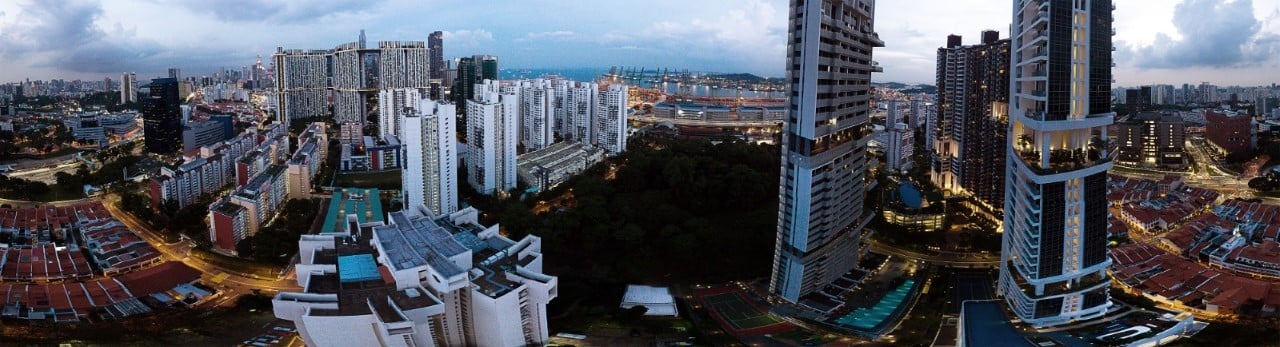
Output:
99,194,301,297
868,239,999,268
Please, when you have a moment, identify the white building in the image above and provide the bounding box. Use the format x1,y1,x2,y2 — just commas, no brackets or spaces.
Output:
378,88,423,140
769,0,882,304
402,98,458,216
120,72,137,104
519,80,555,152
885,123,914,172
997,0,1115,327
272,205,558,347
596,84,629,155
466,80,518,196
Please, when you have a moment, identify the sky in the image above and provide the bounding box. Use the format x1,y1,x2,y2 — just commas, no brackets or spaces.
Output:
0,0,1277,86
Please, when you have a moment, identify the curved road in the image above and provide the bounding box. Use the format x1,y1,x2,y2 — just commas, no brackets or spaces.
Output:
99,194,301,295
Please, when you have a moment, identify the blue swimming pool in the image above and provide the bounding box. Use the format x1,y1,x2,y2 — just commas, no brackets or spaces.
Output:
834,279,917,330
898,182,923,209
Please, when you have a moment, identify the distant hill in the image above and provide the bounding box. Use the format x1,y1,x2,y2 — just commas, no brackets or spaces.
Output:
874,82,937,95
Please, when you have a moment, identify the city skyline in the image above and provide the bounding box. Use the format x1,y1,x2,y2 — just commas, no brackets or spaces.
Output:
0,0,1275,86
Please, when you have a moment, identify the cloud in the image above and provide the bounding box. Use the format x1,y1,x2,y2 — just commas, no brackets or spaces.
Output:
638,0,785,74
158,0,384,23
515,30,575,43
441,29,494,57
1122,0,1279,69
0,0,246,75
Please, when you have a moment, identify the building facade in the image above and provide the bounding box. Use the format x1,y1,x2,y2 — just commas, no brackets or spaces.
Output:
1115,112,1186,169
596,84,629,155
1204,109,1254,155
402,99,458,217
143,78,183,154
120,73,137,104
466,80,519,196
933,31,1011,211
273,49,331,124
769,0,883,304
997,0,1114,328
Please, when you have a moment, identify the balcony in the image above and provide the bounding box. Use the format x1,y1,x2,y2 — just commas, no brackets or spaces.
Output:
1020,148,1107,175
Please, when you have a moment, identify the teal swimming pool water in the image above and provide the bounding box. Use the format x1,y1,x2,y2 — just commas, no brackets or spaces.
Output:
834,279,917,330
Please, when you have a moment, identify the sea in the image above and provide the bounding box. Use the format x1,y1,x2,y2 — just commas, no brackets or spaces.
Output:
499,68,784,98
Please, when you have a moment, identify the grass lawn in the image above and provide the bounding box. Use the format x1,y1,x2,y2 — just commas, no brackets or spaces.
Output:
334,170,402,190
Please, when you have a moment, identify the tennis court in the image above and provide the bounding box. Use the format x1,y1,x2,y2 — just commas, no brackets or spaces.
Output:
703,292,782,331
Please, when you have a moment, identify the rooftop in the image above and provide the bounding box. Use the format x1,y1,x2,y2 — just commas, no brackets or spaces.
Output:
337,254,380,283
320,188,385,234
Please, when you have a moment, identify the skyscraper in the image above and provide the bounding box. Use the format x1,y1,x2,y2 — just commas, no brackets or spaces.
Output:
428,31,444,81
452,55,499,114
143,78,183,154
596,84,629,155
769,0,883,304
120,72,137,104
997,0,1114,327
520,79,555,151
167,68,181,81
933,31,1011,211
428,31,445,100
273,48,330,124
401,98,458,216
466,80,519,196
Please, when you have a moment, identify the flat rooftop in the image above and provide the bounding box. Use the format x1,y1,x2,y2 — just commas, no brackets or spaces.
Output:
321,188,385,234
337,254,380,283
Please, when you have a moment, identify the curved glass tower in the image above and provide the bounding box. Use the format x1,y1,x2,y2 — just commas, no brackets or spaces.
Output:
997,0,1114,327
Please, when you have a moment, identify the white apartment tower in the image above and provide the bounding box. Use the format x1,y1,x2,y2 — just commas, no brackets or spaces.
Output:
520,80,555,152
466,80,519,196
596,84,629,155
997,0,1114,327
769,0,883,303
378,88,423,139
566,82,598,142
401,99,458,216
120,72,137,104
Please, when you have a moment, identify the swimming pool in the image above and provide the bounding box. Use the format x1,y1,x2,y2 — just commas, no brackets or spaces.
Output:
834,279,917,330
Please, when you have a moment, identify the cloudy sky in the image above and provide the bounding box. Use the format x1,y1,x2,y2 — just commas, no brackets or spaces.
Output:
0,0,1277,86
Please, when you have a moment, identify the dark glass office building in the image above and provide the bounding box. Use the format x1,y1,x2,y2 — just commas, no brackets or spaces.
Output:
143,78,183,155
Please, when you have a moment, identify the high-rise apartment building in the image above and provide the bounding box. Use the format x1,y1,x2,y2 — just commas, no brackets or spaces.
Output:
120,72,137,104
769,0,883,304
274,32,433,128
520,79,555,152
143,78,183,154
378,88,424,140
596,84,629,155
167,68,181,81
466,80,519,196
273,49,330,124
933,31,1011,211
401,99,458,216
273,204,557,347
997,0,1114,328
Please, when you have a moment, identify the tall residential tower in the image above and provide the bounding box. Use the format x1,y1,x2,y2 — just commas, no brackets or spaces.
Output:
997,0,1114,327
933,31,1011,212
769,0,883,304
